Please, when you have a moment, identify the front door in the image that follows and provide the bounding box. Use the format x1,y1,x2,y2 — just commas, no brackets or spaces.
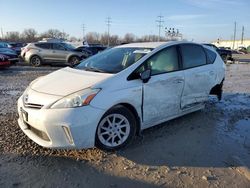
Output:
142,46,184,127
51,43,68,62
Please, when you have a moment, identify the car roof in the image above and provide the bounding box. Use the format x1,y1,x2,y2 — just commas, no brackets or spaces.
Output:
116,42,168,49
116,41,196,49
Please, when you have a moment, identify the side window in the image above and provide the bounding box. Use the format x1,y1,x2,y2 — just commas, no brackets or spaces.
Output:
181,44,206,69
53,43,65,51
144,46,179,75
35,43,51,49
205,48,217,64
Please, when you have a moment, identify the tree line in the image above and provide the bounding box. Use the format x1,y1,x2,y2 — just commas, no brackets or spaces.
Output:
0,28,167,45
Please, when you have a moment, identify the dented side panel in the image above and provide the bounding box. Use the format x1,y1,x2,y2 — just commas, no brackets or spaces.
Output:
142,71,185,128
181,64,216,109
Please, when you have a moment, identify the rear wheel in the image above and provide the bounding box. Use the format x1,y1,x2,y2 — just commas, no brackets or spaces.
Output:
30,56,42,67
95,106,137,151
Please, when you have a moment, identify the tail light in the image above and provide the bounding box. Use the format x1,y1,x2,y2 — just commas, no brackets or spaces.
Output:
22,48,31,53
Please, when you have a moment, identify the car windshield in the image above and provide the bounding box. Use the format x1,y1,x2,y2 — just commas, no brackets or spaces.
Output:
62,43,76,50
77,47,152,73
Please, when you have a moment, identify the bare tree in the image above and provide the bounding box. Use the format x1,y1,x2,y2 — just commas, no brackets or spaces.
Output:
123,33,136,43
22,28,37,42
86,32,100,43
40,29,68,40
5,31,20,42
109,35,119,46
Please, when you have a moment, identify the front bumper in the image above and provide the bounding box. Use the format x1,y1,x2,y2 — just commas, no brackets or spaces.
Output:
17,96,105,149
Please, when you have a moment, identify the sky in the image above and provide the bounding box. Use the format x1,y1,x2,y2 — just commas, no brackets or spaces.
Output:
0,0,249,42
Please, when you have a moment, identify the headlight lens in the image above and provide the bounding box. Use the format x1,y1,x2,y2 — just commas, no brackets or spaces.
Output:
50,88,100,109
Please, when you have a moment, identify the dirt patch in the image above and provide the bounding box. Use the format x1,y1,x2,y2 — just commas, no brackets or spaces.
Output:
0,64,250,187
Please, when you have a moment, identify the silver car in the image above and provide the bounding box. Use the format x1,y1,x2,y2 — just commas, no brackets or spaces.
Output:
21,42,86,67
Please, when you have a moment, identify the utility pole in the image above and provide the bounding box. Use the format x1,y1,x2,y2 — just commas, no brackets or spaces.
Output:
241,26,244,45
82,24,85,41
106,17,111,46
156,15,164,42
233,21,237,49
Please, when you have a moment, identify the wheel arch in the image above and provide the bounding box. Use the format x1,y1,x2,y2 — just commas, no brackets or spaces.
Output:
67,54,80,62
95,103,142,139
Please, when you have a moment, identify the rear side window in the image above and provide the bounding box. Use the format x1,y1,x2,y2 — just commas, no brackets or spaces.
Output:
181,44,206,69
52,43,66,50
205,48,217,64
35,43,51,49
144,46,179,75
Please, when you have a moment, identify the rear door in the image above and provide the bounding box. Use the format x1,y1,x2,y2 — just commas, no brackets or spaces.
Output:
180,44,215,109
142,46,185,127
35,43,53,61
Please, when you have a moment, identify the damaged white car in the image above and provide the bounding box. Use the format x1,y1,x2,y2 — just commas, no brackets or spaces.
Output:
17,41,225,150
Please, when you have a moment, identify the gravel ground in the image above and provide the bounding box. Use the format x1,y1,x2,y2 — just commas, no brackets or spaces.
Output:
0,64,250,188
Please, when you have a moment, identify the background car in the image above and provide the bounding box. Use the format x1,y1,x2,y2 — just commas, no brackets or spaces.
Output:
203,43,233,62
21,42,88,67
76,44,107,57
0,54,11,68
8,42,27,55
0,47,19,64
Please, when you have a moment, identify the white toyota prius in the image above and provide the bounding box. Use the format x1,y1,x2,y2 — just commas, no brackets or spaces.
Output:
17,41,225,150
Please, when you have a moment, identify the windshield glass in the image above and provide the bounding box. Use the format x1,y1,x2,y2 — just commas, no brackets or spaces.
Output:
77,47,152,73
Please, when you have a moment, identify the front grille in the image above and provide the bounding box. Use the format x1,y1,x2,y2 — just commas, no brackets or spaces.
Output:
24,122,50,141
24,103,43,109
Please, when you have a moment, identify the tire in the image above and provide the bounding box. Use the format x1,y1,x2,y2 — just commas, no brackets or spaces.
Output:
68,56,80,67
30,55,42,67
95,106,137,151
221,54,228,62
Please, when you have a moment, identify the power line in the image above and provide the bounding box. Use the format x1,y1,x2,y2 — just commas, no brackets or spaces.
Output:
106,17,112,46
156,15,164,42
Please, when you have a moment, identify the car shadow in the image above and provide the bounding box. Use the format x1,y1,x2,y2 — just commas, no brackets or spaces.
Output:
0,154,156,188
116,93,250,169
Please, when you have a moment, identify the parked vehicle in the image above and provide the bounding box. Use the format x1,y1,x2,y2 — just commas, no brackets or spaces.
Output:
21,42,87,67
0,54,11,68
203,43,233,62
237,46,247,54
17,41,225,151
0,42,9,48
76,45,107,57
8,42,27,55
0,47,19,64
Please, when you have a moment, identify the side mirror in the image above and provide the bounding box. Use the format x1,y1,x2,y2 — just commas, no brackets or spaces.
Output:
140,69,151,83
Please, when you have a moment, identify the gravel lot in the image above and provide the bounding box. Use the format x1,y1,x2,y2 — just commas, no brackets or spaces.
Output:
0,64,250,188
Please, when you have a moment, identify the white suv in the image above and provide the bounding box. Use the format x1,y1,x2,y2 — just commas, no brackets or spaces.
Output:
17,41,225,150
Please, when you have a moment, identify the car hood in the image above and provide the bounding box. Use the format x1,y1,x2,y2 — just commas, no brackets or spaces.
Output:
30,67,113,96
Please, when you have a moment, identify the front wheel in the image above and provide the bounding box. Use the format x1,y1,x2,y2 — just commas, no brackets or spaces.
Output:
68,56,80,67
95,106,137,151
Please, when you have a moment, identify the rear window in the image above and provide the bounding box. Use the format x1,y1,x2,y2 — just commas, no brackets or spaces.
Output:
35,43,51,49
205,48,217,64
181,44,207,69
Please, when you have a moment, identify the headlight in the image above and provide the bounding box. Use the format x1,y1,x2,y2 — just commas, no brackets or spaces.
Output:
50,88,100,109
